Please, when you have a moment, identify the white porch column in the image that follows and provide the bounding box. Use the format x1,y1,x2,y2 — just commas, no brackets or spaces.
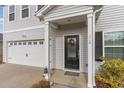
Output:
45,22,50,80
87,13,93,88
92,13,96,87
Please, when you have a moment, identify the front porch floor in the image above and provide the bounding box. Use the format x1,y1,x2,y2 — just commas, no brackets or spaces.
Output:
51,69,87,88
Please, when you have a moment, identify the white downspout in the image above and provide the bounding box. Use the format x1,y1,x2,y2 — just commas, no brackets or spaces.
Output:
92,7,103,87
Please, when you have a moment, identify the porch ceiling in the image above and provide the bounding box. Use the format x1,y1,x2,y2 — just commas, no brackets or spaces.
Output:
51,15,87,25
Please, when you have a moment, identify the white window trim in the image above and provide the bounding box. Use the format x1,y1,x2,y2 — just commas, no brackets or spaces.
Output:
35,5,38,12
35,5,39,13
103,28,124,33
36,5,39,12
104,45,124,48
8,5,16,22
20,5,30,19
103,31,124,59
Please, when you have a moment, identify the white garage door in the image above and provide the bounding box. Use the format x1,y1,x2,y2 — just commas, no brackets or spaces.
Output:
7,40,46,67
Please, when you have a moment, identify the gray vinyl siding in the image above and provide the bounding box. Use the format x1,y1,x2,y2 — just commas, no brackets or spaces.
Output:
3,5,44,32
45,5,93,20
4,28,45,41
96,5,124,32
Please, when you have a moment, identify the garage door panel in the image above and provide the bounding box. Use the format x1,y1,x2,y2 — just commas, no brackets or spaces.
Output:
8,40,45,67
26,41,45,67
8,42,26,64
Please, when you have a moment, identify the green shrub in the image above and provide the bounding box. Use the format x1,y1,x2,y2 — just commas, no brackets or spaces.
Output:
96,58,124,88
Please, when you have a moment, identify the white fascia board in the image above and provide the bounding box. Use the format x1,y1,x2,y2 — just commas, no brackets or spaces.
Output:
35,5,56,17
35,6,47,15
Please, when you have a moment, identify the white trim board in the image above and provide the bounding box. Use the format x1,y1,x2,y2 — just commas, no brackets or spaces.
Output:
36,5,54,16
35,5,46,13
103,27,124,33
3,25,45,34
104,46,124,47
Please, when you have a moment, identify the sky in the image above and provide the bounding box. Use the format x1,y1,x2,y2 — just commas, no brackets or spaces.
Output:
0,6,3,33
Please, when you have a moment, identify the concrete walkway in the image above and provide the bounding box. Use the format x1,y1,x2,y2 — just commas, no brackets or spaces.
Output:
0,63,43,88
51,69,87,88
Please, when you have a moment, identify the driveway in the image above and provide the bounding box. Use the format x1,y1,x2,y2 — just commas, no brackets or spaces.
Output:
0,63,43,88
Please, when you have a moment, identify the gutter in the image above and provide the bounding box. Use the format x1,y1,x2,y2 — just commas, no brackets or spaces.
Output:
92,6,103,87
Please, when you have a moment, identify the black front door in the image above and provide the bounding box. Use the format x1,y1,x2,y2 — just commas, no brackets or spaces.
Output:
65,35,79,70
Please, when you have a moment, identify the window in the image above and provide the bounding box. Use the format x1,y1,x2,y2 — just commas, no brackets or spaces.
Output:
23,42,26,45
19,42,22,45
104,31,124,60
28,41,32,45
10,43,13,45
21,5,29,18
37,5,44,11
39,41,43,44
14,42,17,45
9,5,15,21
95,32,103,61
33,41,37,45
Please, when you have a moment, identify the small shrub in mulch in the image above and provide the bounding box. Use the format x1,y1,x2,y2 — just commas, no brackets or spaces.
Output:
96,57,124,88
32,80,50,88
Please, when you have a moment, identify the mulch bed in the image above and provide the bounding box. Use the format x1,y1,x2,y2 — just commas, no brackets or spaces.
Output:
95,80,111,88
32,80,50,88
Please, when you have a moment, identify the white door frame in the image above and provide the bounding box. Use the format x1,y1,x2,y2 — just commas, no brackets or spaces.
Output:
63,34,82,73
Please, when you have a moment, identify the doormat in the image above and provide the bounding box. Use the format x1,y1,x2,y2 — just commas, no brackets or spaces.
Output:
64,71,79,76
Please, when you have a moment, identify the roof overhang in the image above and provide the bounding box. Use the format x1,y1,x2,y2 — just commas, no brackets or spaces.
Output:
35,5,56,20
35,5,103,21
